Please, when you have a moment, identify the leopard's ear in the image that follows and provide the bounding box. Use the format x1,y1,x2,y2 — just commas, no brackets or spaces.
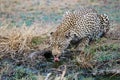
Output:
63,11,71,16
50,32,54,35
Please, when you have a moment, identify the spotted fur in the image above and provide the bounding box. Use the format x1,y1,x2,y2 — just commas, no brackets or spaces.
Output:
50,7,109,58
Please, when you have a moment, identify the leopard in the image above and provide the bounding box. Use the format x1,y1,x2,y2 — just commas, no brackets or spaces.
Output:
49,7,109,62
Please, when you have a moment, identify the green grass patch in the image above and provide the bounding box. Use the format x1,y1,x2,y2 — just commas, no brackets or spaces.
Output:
31,36,47,46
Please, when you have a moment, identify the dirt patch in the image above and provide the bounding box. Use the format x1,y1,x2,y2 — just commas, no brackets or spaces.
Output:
106,24,120,40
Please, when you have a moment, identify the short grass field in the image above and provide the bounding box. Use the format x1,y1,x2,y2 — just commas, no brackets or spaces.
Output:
0,0,120,80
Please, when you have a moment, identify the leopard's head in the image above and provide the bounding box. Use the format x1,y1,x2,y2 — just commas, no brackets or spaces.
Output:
50,31,71,62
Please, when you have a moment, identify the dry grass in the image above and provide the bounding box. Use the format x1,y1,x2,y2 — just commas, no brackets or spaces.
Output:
76,51,94,69
0,22,55,59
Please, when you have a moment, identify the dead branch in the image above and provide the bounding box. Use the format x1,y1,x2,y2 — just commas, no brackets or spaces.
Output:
92,69,120,76
45,73,52,80
75,69,120,77
60,65,67,80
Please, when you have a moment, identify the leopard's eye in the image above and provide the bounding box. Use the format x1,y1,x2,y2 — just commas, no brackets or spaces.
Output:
65,35,69,39
58,44,62,48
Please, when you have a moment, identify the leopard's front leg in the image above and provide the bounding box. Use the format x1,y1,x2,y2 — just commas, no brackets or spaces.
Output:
75,37,90,51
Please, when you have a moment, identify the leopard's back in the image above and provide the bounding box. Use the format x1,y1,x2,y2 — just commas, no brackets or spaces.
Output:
54,7,99,38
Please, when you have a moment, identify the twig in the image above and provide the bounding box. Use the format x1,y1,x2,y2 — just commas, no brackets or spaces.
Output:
94,58,120,69
72,69,120,77
92,69,120,76
60,65,67,80
45,73,52,80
